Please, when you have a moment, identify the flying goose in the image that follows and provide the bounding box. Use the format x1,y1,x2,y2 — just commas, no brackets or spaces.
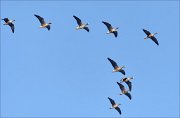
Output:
34,14,52,30
73,15,89,32
107,57,125,75
108,97,121,115
120,77,133,91
1,18,15,33
102,21,118,37
117,82,132,100
143,29,159,45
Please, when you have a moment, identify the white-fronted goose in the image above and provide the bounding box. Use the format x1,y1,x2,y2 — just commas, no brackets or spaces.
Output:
73,15,89,32
107,57,125,75
143,29,159,45
108,97,121,115
117,82,131,100
1,18,15,33
102,21,118,37
34,14,52,30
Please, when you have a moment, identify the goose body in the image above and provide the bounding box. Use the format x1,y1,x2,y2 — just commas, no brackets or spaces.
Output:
34,14,51,30
108,97,121,115
120,77,133,91
1,18,15,33
143,29,159,45
73,15,89,32
117,82,132,100
102,21,118,37
107,57,125,75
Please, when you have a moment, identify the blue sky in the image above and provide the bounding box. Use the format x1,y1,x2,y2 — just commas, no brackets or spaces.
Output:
1,0,179,117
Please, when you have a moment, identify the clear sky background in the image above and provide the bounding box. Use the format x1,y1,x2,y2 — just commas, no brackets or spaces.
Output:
1,0,179,117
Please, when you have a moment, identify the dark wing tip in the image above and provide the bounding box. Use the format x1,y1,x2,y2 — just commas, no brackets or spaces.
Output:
113,31,118,37
117,82,124,90
151,36,159,45
107,57,112,62
46,25,50,31
115,107,122,115
120,69,125,75
9,23,14,33
126,81,132,91
125,92,132,100
84,27,89,32
34,14,41,19
117,82,122,87
73,15,79,19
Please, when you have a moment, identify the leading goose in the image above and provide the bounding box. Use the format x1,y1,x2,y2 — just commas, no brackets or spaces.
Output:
1,18,15,33
108,97,121,115
34,14,52,30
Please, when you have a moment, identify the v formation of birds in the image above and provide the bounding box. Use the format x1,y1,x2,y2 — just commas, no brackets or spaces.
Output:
1,14,160,116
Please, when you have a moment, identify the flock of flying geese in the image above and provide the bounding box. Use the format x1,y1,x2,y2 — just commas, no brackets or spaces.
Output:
1,14,160,116
107,57,133,115
1,14,159,45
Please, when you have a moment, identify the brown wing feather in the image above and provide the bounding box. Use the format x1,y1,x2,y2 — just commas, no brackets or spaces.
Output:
34,14,46,25
73,15,82,26
102,21,113,31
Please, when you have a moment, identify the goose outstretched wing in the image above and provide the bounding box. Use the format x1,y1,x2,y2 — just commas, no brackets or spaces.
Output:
73,15,82,26
113,31,118,37
108,97,115,105
34,14,46,25
102,21,113,31
125,81,132,91
46,25,50,30
117,82,125,91
125,92,132,100
115,107,121,115
143,29,151,36
151,36,159,45
107,57,118,69
84,27,89,32
119,69,125,75
9,23,14,33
